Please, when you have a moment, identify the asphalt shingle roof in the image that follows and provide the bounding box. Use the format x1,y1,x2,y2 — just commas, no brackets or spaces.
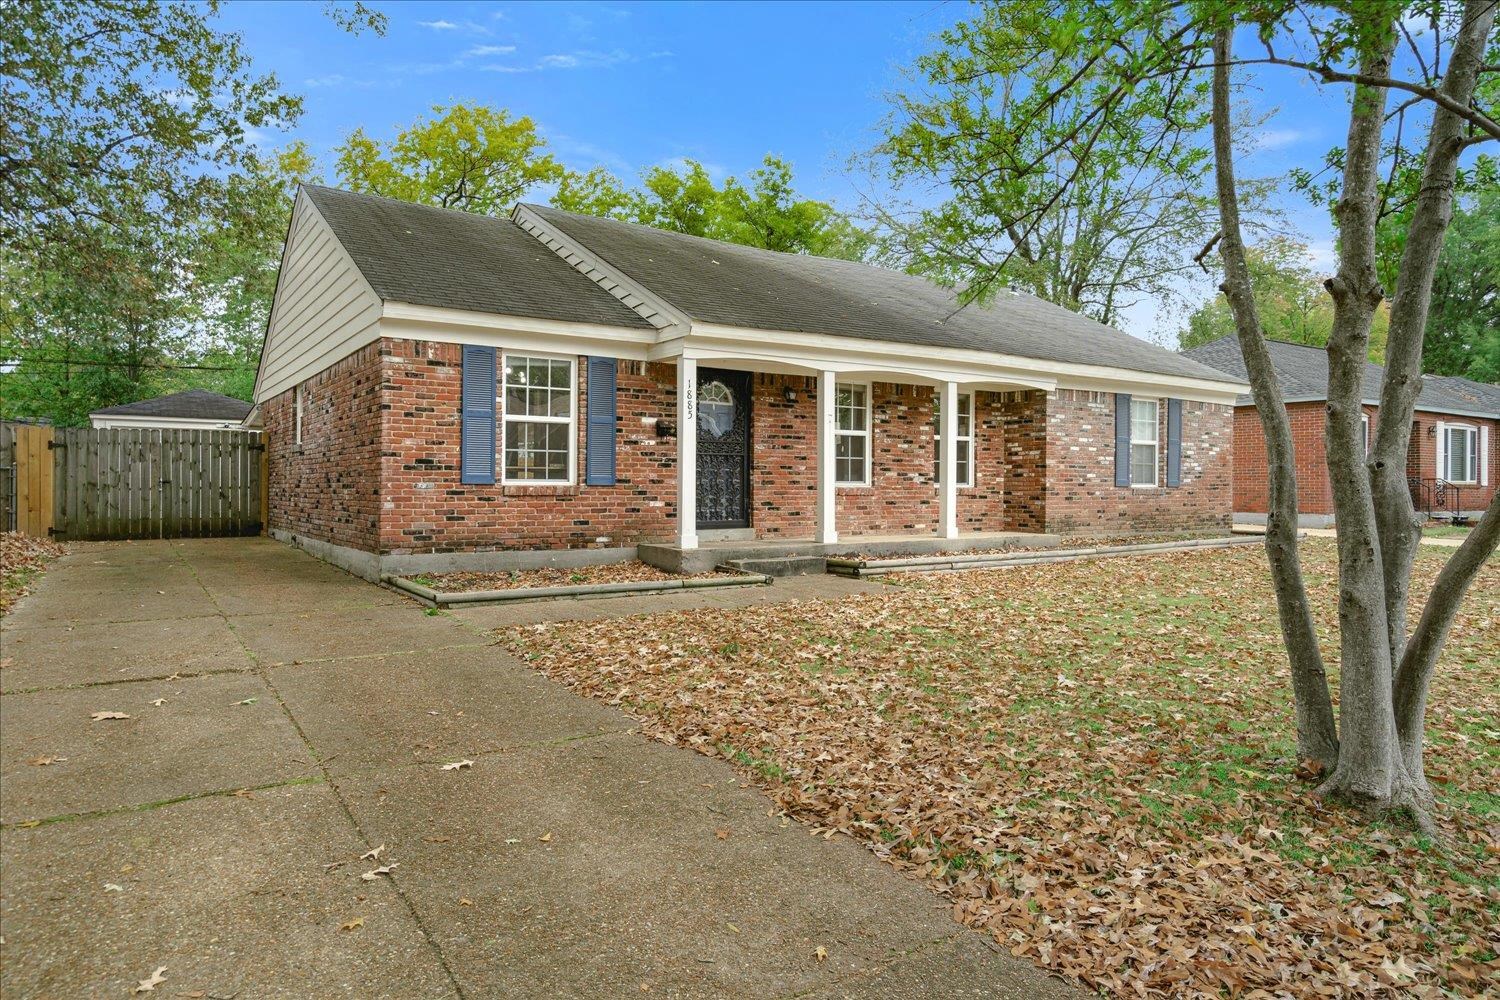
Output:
1181,337,1500,418
303,186,654,331
523,204,1237,383
91,390,251,420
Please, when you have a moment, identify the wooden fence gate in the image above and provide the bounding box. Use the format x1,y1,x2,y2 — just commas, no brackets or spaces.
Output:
1,423,57,536
0,425,264,541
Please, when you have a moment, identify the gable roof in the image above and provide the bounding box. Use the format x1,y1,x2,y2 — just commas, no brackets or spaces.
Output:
91,389,251,420
1182,337,1500,418
302,186,653,331
520,203,1235,384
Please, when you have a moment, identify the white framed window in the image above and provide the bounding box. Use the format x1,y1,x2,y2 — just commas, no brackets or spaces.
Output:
502,353,575,484
294,383,304,445
835,381,870,486
1361,412,1370,455
1443,424,1478,483
932,392,974,487
1130,398,1159,487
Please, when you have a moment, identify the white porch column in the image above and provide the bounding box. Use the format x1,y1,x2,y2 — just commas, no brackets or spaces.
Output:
677,357,698,549
816,370,838,544
938,380,959,539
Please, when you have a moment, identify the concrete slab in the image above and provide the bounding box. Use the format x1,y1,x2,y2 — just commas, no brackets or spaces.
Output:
802,932,1079,999
0,783,458,999
7,575,220,625
228,605,482,665
333,733,1047,999
0,615,257,692
270,647,630,774
0,673,312,823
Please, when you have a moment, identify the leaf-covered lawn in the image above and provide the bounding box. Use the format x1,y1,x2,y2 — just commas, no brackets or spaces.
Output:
500,540,1498,997
0,532,65,616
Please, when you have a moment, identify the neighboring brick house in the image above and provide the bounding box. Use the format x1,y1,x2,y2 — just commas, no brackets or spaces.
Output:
1184,337,1497,526
250,186,1245,579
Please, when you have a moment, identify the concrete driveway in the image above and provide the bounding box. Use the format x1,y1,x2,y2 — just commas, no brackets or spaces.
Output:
0,538,1076,999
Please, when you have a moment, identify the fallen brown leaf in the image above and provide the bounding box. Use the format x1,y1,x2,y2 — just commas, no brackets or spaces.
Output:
340,917,364,932
359,863,398,882
90,711,130,722
133,965,167,993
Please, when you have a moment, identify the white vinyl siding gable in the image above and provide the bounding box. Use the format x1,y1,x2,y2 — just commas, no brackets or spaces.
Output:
255,194,383,405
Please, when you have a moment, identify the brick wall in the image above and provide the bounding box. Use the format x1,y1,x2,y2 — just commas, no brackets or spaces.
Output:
1407,409,1497,513
267,338,1241,554
1044,389,1233,534
1235,403,1494,517
264,342,383,551
378,339,678,554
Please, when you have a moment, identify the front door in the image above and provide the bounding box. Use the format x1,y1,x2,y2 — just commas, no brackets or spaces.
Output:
696,368,751,529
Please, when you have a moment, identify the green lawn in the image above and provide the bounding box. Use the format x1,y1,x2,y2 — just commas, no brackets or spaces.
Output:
502,540,1499,998
1425,522,1475,539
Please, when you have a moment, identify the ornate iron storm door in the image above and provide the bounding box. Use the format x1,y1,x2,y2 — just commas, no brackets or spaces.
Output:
696,369,751,529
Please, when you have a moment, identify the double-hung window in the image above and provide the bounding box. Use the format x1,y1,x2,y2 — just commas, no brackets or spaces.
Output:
932,392,974,487
1444,424,1478,483
502,354,575,484
835,382,870,486
1130,398,1159,487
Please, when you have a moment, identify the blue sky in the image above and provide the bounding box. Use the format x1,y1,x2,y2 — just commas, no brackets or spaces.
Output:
218,1,1356,341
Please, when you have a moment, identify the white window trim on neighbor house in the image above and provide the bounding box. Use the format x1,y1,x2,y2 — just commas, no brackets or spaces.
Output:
1439,422,1479,484
1129,397,1160,488
501,351,577,486
1361,412,1370,454
933,391,975,488
835,380,871,487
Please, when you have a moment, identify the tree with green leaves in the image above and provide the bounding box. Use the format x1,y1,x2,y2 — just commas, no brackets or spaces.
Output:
1419,189,1500,380
335,104,567,216
870,3,1226,325
896,0,1498,828
1,1,372,423
1178,237,1390,361
555,155,873,260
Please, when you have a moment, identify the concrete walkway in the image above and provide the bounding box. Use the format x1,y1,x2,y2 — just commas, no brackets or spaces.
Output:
0,538,1077,999
1231,523,1467,547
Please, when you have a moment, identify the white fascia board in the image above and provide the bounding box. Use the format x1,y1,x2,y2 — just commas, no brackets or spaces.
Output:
89,415,252,430
1266,394,1499,421
683,322,1243,402
510,205,691,334
380,301,657,360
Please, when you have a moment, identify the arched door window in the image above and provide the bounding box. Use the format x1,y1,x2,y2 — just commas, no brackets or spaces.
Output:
700,381,735,438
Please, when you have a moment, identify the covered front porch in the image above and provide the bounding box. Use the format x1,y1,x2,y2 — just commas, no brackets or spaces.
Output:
664,328,1063,555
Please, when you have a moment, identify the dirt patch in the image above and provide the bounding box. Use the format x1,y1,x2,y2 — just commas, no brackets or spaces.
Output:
1,532,66,616
414,561,722,593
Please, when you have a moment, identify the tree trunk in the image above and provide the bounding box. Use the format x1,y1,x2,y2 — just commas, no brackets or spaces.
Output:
1210,30,1339,768
1394,492,1500,785
1311,23,1431,818
1371,0,1498,676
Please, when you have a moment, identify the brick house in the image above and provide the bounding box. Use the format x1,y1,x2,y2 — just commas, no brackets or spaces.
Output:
250,186,1245,579
1183,337,1497,527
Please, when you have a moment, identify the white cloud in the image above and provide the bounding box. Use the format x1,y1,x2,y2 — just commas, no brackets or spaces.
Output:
305,73,375,88
537,49,637,70
540,53,582,69
418,19,458,30
467,44,516,57
1253,127,1310,151
479,64,530,73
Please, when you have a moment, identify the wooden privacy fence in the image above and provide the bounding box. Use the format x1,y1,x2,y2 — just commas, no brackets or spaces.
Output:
0,423,265,541
1,423,55,536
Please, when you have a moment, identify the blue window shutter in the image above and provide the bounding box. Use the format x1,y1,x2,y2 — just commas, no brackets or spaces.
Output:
585,356,617,485
1114,393,1132,487
1166,398,1183,487
460,345,496,485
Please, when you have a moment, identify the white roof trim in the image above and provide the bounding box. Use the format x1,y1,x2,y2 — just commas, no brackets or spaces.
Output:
1250,394,1499,420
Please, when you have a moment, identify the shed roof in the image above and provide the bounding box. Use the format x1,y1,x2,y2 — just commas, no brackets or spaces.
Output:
91,390,252,420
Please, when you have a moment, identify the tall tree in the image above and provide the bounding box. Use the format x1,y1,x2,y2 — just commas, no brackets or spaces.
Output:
899,0,1499,828
1418,189,1500,379
554,155,873,260
870,3,1224,325
335,104,567,216
1178,236,1390,361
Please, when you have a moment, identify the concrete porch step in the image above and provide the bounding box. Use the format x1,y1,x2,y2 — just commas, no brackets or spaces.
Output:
722,555,828,578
